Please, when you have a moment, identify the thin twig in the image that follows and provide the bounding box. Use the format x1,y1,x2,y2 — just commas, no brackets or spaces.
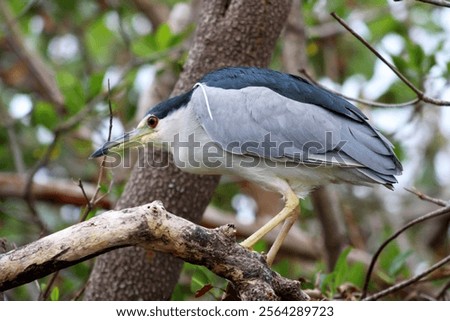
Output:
78,179,93,218
404,187,449,207
330,12,450,107
106,79,114,142
91,79,115,202
361,205,450,299
299,68,421,108
363,254,450,301
42,84,116,299
78,179,91,206
71,281,89,301
39,272,59,301
436,279,450,300
416,0,450,8
78,79,115,222
331,12,420,96
40,178,94,299
23,64,133,230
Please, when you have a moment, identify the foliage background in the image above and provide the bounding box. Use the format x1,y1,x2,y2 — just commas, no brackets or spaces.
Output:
0,0,449,300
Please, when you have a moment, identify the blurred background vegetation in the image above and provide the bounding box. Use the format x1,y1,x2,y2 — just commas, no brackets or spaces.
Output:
0,0,449,300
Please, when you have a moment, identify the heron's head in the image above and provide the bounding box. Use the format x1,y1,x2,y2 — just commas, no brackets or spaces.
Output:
89,114,160,158
90,91,193,159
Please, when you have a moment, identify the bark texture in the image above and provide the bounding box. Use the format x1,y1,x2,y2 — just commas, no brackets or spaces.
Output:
0,201,308,300
84,0,292,300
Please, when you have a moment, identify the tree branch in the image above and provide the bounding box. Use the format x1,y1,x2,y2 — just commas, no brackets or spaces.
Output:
330,12,450,107
361,203,450,299
85,0,292,300
0,173,112,209
363,254,450,301
299,68,421,109
404,187,449,207
0,0,64,108
416,0,450,8
0,171,321,261
0,201,308,301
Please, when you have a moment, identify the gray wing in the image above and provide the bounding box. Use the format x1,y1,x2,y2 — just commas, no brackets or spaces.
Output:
191,85,401,186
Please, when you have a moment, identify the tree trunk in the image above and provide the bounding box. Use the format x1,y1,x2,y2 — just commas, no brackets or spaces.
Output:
84,0,292,300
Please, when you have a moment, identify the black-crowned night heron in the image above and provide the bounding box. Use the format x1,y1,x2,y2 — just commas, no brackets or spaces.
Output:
91,67,402,264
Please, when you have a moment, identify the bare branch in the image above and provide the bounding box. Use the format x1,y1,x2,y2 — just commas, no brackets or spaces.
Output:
404,187,449,207
363,254,450,301
416,0,450,8
330,12,450,107
39,272,58,301
28,87,110,301
361,205,450,299
78,80,115,222
21,62,136,231
78,179,91,209
0,173,112,209
0,201,308,300
299,68,421,109
43,159,95,304
437,279,450,300
0,1,64,108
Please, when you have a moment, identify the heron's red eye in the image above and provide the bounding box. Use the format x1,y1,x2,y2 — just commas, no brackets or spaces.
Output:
147,115,159,128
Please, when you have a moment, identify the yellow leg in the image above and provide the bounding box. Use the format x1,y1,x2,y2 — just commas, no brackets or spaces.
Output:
265,208,299,266
240,189,299,249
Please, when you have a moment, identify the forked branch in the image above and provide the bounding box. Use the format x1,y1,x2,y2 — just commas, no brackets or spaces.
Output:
0,201,308,301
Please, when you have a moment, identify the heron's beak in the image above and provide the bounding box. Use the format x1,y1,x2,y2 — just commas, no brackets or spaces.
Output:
89,127,149,159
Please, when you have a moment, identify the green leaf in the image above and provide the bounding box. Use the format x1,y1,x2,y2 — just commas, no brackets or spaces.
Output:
56,70,85,115
190,266,210,293
87,71,105,99
64,81,85,115
155,23,172,50
407,41,425,72
332,247,352,289
85,17,116,63
320,247,352,296
131,34,155,57
33,101,58,130
388,250,412,277
83,208,97,221
50,287,60,301
392,55,409,77
379,232,402,277
346,262,366,288
273,259,290,276
56,70,78,88
252,239,267,253
132,23,177,57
